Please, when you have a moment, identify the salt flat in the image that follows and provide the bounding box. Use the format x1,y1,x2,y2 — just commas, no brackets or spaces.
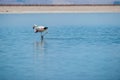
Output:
0,5,120,13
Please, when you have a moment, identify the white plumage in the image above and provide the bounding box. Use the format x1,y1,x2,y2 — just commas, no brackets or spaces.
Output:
33,24,48,33
33,24,48,40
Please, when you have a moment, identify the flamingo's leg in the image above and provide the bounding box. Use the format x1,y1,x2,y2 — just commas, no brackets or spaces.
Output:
41,32,44,40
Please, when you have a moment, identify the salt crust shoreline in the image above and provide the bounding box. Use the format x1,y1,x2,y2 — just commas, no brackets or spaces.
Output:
0,5,120,13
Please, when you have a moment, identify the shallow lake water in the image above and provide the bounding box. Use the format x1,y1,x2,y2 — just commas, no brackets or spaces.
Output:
0,13,120,80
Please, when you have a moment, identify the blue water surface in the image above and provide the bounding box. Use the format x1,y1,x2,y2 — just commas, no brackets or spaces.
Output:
0,13,120,80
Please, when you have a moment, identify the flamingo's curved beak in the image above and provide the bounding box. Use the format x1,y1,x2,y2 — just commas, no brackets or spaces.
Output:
33,26,35,29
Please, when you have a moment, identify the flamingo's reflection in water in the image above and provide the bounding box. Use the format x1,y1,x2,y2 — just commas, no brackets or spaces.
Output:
33,39,47,62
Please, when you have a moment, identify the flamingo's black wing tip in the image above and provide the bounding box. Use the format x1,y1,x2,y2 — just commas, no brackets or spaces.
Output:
44,27,48,30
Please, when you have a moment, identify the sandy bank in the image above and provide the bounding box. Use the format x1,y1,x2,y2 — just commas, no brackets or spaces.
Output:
0,5,120,13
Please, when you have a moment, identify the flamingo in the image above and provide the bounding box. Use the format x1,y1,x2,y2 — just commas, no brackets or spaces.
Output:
33,24,48,40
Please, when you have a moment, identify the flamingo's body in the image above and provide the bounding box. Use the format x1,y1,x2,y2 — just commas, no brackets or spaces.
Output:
33,24,48,40
33,25,48,33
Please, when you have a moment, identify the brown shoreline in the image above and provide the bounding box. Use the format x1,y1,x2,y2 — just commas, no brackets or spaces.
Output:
0,5,120,13
0,4,120,6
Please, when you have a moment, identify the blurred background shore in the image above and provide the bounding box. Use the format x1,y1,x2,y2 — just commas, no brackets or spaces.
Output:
0,5,120,13
0,0,120,13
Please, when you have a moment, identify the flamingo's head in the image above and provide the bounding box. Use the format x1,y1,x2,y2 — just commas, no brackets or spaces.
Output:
33,24,37,29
